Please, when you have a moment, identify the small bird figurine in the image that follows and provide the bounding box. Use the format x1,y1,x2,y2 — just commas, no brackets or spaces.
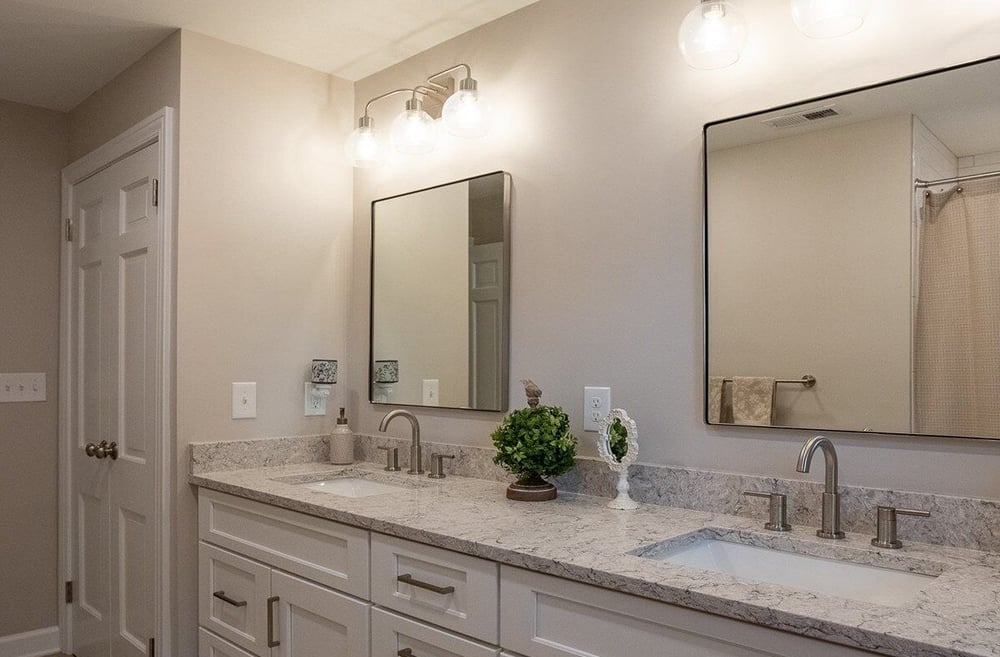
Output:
521,379,542,407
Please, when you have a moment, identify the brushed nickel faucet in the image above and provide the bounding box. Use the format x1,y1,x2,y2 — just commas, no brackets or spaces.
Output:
379,409,423,474
796,435,845,539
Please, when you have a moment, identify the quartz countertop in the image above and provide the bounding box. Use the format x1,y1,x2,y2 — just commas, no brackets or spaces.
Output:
190,462,1000,657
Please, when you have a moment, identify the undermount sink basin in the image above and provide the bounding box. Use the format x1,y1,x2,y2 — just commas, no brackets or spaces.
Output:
271,469,424,498
634,532,939,607
297,477,408,498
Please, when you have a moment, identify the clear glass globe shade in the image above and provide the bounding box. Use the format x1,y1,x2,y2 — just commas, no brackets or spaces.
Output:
442,89,491,138
790,0,871,38
678,1,748,70
344,126,383,168
391,107,438,154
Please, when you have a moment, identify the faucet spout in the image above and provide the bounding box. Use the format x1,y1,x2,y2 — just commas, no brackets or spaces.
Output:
379,409,423,474
796,435,845,539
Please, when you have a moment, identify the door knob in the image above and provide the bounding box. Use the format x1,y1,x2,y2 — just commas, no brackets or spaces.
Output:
105,441,119,460
85,442,99,457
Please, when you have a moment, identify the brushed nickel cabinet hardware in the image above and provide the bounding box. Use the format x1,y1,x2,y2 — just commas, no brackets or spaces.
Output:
152,178,159,207
65,581,73,603
212,590,247,607
742,490,791,531
397,573,455,595
148,637,155,657
872,506,930,549
267,596,280,647
65,218,73,242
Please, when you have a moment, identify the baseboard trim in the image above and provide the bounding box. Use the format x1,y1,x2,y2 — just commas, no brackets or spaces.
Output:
0,626,60,657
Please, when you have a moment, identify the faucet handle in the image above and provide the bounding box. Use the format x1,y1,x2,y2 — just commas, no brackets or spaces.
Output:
428,453,454,479
871,506,930,549
377,446,401,472
742,491,792,532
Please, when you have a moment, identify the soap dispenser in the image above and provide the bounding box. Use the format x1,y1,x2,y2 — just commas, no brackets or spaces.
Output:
330,407,354,464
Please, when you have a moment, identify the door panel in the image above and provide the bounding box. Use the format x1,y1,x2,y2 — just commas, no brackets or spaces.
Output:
69,141,159,657
271,570,370,657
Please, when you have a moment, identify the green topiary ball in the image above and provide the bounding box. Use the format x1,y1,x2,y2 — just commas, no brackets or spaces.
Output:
491,405,578,483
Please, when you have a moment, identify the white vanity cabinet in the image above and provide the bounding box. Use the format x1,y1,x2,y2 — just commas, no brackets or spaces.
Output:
198,487,885,657
198,490,372,657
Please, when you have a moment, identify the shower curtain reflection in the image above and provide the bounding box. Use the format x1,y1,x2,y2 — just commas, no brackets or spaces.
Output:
915,179,1000,437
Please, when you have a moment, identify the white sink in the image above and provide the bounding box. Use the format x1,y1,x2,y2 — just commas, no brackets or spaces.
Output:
297,477,408,498
637,535,938,607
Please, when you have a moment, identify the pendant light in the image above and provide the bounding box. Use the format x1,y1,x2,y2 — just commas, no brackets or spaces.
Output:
678,0,748,70
390,94,438,155
344,116,383,168
790,0,872,38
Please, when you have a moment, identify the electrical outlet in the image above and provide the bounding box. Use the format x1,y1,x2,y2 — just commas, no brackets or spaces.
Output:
584,386,610,432
232,382,257,419
304,382,329,416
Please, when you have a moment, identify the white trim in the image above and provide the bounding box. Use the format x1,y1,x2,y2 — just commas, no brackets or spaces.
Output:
0,626,60,657
58,107,176,656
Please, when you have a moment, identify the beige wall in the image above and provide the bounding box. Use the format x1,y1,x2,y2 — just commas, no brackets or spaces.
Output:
709,116,913,432
0,99,68,636
348,0,1000,501
68,31,180,162
175,30,355,652
373,182,470,406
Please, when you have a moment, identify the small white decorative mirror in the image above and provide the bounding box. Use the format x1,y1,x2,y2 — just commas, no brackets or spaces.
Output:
597,408,639,510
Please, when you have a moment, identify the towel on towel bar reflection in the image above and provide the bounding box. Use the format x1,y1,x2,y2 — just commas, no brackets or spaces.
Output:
709,376,776,425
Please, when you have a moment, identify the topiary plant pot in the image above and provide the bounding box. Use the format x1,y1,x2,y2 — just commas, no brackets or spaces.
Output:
506,475,557,501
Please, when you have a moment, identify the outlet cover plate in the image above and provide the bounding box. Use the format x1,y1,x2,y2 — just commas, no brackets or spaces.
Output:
584,386,610,432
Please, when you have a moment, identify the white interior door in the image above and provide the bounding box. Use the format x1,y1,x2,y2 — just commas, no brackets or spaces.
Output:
68,142,159,657
469,242,504,409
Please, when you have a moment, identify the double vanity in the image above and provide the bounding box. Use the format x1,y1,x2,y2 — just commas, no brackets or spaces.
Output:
191,437,1000,657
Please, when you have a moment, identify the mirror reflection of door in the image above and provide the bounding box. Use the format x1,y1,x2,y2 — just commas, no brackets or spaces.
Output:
371,172,510,411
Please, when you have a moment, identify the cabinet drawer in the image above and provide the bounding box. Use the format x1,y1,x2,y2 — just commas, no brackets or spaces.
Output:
199,543,270,655
500,566,877,657
371,534,499,643
199,488,370,598
199,628,257,657
372,607,500,657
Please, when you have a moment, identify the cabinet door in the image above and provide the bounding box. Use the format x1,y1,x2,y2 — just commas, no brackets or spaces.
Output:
372,607,499,657
199,543,271,655
271,570,370,657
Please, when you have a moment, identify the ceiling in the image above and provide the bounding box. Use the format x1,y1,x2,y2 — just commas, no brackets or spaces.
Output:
0,0,538,112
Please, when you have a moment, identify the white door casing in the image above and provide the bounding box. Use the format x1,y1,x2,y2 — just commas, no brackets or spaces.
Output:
60,109,175,657
468,242,504,409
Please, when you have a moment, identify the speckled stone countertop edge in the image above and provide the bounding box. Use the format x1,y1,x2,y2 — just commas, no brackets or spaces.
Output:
189,462,1000,657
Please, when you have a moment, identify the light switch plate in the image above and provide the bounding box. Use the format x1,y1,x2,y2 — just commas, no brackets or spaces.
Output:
232,382,257,419
422,379,440,406
584,386,611,432
0,373,46,402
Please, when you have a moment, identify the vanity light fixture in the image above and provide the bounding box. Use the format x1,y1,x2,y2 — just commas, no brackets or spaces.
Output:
678,0,748,70
346,63,490,167
790,0,871,38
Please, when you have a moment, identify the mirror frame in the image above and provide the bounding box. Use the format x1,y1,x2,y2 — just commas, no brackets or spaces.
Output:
368,171,512,412
702,53,1000,442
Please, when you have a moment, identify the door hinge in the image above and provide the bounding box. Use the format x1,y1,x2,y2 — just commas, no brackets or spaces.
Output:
65,581,73,604
65,218,73,242
152,178,159,207
148,637,155,657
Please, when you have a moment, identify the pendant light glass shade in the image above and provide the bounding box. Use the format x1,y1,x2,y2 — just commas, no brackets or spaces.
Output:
790,0,871,38
391,101,438,154
678,0,748,70
442,81,491,138
344,122,383,168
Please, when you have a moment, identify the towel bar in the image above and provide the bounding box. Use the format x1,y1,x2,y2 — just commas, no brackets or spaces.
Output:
721,375,816,388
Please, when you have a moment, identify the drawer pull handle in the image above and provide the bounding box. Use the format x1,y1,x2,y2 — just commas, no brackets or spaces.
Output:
267,596,280,647
396,573,455,595
398,649,414,657
212,590,247,607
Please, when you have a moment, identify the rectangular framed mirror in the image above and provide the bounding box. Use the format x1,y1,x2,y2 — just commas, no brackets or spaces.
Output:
705,55,1000,441
370,171,511,411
